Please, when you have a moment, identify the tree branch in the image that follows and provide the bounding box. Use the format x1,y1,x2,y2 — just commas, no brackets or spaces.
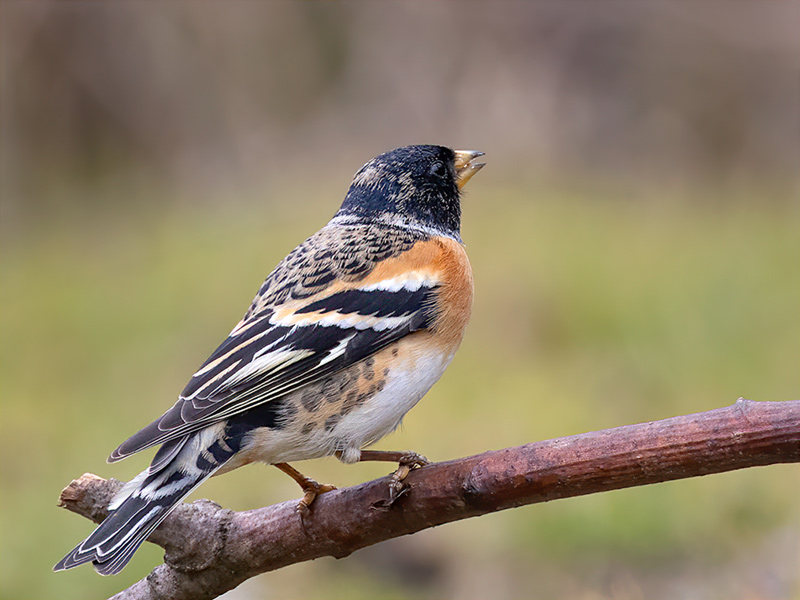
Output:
57,399,800,600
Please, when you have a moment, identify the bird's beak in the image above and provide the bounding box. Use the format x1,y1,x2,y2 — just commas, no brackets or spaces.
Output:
453,150,486,190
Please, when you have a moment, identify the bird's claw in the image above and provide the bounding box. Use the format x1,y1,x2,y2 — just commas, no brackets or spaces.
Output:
295,479,337,516
372,452,428,510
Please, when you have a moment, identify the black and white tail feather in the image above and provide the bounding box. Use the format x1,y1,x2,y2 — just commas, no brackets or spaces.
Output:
54,429,236,575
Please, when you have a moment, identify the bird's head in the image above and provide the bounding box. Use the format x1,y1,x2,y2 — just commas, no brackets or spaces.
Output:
334,145,485,241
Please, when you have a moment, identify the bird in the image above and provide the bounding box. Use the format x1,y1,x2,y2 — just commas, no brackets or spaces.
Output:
54,144,485,576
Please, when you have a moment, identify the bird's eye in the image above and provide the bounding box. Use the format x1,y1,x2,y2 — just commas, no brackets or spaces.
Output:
428,161,447,179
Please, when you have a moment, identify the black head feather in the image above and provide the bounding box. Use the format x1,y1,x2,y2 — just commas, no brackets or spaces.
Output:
335,145,463,240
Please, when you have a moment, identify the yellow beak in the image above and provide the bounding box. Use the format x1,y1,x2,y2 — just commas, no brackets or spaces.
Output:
453,150,486,190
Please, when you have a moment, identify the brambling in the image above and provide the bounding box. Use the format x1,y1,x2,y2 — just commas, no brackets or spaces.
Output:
55,144,485,575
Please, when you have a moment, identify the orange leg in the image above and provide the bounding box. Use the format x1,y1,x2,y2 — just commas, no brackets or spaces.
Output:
273,462,337,514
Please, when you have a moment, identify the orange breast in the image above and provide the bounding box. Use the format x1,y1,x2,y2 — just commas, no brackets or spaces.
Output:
428,237,474,349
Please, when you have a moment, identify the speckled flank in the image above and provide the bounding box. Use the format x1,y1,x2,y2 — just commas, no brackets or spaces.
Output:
225,331,454,468
279,354,388,437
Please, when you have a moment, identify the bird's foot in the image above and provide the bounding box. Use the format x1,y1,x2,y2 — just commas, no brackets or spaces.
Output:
350,450,429,509
386,452,428,504
296,478,338,516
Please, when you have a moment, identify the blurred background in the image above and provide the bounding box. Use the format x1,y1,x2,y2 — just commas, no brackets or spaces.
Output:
2,2,798,599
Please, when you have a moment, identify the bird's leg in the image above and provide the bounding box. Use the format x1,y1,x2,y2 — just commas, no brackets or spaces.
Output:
273,462,337,515
337,449,429,506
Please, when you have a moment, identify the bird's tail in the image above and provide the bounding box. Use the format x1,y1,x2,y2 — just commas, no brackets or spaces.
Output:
54,431,237,575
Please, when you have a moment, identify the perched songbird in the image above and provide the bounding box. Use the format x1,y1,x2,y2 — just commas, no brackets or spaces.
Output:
54,144,485,575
